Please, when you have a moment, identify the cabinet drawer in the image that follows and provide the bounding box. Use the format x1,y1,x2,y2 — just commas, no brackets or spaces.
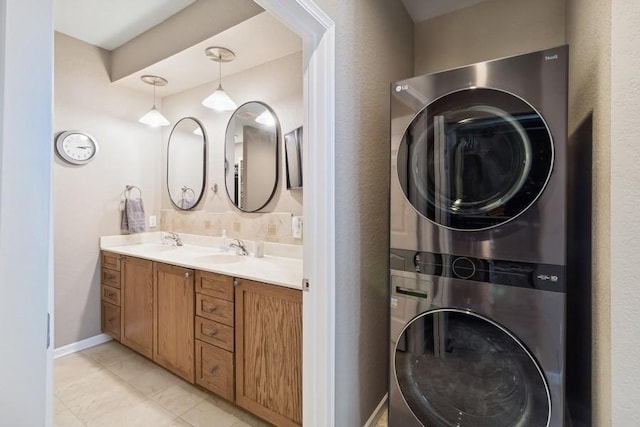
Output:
101,268,121,288
196,294,234,327
101,285,121,306
196,317,234,352
195,340,234,401
101,251,121,271
101,301,121,340
195,271,234,301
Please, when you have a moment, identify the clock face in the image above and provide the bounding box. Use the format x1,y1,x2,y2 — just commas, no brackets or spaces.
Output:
55,131,98,165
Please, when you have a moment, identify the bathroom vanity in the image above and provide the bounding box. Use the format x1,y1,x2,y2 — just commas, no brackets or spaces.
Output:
99,234,302,427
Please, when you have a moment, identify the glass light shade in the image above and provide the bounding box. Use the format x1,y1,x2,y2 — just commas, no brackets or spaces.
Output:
255,110,275,127
202,84,237,111
139,106,170,127
193,127,203,136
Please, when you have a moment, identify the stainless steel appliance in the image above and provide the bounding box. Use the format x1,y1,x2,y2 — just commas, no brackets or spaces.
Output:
389,46,568,427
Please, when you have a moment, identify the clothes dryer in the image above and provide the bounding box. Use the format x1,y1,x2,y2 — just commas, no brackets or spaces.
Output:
390,45,567,265
389,46,568,427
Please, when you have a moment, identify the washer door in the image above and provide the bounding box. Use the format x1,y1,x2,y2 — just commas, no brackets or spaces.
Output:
397,88,553,231
394,309,551,427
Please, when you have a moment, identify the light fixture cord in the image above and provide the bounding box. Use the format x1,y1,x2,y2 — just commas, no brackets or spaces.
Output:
153,83,157,108
218,57,222,86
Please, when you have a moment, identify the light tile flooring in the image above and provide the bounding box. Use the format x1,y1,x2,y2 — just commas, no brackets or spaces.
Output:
54,341,269,427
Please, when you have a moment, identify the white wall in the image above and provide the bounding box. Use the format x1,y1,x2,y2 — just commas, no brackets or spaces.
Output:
54,32,162,348
308,0,414,424
161,52,303,217
0,0,53,425
611,0,640,424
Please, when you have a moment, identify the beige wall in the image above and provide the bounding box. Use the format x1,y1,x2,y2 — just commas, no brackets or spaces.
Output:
566,0,611,425
54,32,162,348
414,0,566,75
610,0,640,424
312,0,414,424
160,52,303,219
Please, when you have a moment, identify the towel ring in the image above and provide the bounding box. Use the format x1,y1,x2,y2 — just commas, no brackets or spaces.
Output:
181,186,195,198
124,185,142,198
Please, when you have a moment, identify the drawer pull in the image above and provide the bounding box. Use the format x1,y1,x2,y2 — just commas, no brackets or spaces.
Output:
207,306,217,313
207,331,218,337
209,366,218,374
106,292,115,297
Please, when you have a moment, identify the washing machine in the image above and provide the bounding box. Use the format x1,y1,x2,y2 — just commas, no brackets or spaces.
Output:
389,46,568,426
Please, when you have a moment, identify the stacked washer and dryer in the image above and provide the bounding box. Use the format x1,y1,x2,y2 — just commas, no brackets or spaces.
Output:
389,46,568,427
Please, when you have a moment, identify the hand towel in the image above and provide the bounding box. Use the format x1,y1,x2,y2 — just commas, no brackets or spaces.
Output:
124,197,146,233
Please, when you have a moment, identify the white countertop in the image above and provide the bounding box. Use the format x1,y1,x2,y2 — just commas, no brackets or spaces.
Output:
100,232,303,290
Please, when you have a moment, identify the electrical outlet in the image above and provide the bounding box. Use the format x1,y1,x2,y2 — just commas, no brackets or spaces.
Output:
149,215,157,227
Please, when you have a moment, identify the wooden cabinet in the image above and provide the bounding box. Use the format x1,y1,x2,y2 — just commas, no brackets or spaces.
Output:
235,278,302,427
100,251,121,340
101,301,121,340
100,251,302,426
153,263,195,383
194,271,236,400
120,256,154,358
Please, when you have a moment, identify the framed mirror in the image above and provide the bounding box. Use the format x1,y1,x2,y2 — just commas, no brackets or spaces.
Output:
284,126,303,189
167,117,207,210
225,101,280,212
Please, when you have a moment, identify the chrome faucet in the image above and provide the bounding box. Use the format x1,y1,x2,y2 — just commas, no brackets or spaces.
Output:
164,231,183,246
229,238,248,256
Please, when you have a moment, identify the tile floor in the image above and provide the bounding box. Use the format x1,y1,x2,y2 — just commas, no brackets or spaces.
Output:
54,341,269,427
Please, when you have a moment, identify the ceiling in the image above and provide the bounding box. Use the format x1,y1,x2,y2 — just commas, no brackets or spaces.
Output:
54,0,196,51
54,0,490,95
113,12,302,97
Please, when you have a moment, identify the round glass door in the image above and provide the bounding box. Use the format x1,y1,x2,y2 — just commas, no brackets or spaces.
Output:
394,309,550,427
397,88,553,231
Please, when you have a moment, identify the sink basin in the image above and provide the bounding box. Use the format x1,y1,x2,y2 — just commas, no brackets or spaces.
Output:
194,254,245,265
128,243,180,254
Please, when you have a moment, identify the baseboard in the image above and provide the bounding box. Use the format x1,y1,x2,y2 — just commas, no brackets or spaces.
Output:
54,333,113,359
364,393,388,427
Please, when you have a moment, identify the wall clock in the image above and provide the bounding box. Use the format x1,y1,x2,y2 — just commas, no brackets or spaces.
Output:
55,130,99,165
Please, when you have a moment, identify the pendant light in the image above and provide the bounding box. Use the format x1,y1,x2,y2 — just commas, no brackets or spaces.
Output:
202,46,238,112
139,75,170,127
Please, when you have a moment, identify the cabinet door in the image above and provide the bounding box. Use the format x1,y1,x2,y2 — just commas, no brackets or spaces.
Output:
153,263,195,383
121,256,154,358
235,279,302,427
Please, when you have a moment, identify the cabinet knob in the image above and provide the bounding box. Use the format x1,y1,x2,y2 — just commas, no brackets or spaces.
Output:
107,292,114,298
185,272,190,279
207,306,217,313
233,279,239,287
209,366,218,374
207,331,218,337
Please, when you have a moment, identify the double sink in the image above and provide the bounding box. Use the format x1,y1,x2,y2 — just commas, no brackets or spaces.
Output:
100,233,303,290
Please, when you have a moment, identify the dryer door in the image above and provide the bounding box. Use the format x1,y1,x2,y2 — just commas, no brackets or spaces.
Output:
394,309,551,427
397,88,553,231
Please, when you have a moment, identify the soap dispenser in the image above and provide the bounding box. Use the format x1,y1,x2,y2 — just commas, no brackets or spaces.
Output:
220,230,229,252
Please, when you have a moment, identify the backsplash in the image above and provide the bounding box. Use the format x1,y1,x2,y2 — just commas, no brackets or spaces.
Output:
160,209,302,245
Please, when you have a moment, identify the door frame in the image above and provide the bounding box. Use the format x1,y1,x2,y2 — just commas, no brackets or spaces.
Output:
254,1,336,425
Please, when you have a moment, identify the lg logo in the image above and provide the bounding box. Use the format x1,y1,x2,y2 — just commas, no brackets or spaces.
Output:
395,84,409,92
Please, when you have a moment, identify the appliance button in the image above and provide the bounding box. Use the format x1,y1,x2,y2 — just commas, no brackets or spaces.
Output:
452,257,476,279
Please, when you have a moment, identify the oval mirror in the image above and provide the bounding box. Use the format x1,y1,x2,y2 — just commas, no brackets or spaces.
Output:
167,117,207,210
225,101,280,212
